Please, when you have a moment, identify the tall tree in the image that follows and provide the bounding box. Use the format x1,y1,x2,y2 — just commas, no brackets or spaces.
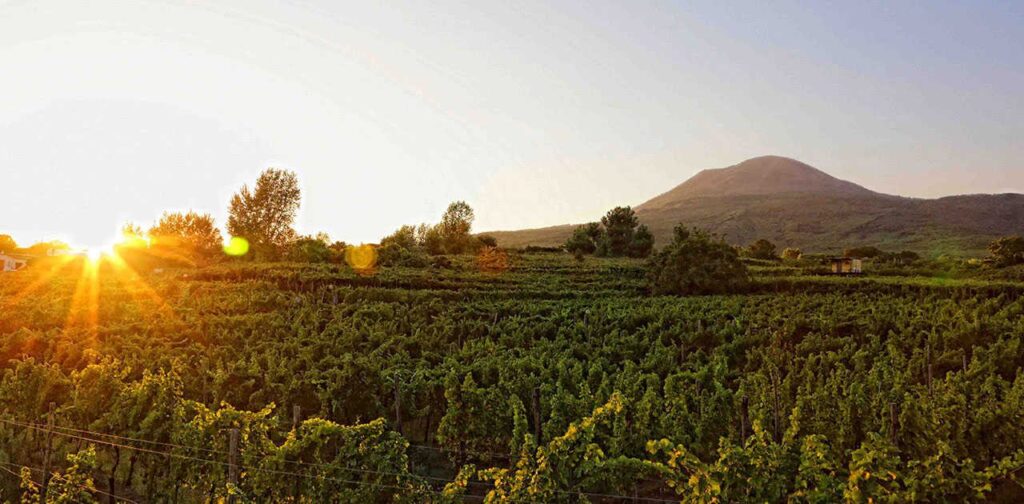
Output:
629,224,655,258
438,201,475,254
227,168,301,254
600,207,638,257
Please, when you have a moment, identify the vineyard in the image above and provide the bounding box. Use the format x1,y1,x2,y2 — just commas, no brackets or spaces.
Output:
1,252,1023,502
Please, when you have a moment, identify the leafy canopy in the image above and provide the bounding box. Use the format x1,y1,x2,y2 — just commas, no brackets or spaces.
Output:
227,168,301,252
647,225,749,295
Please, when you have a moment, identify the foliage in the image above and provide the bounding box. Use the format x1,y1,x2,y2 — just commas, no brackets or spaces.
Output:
0,234,17,253
567,212,652,259
378,243,430,267
476,247,510,273
1,252,1024,501
647,225,750,295
782,247,803,260
988,235,1024,267
629,224,655,258
286,235,331,263
564,225,598,256
381,225,419,250
600,206,640,257
227,168,301,256
438,201,476,254
476,235,498,248
148,211,224,262
876,250,921,265
747,239,779,260
844,245,884,259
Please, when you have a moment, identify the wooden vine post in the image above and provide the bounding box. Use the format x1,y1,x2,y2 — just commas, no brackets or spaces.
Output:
40,402,55,502
228,428,240,504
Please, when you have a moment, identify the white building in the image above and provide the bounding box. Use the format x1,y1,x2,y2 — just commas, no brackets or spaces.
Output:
1,253,28,272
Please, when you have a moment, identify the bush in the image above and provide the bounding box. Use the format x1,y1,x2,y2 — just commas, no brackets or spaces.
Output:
746,239,779,260
377,243,430,268
565,226,598,256
781,248,802,260
476,246,510,273
287,236,331,263
646,225,749,295
988,236,1024,267
844,246,883,259
476,235,498,248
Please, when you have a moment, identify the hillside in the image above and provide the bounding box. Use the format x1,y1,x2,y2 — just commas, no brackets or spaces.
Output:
487,156,1024,256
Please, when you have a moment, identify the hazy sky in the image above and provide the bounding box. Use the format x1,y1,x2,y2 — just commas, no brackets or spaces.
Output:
1,0,1022,248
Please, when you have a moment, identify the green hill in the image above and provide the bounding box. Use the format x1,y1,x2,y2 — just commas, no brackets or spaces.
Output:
487,155,1024,256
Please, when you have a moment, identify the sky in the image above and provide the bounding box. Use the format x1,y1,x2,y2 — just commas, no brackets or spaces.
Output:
0,0,1022,249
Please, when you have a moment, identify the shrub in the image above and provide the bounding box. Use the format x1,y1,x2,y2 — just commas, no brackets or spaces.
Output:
476,235,498,248
377,243,430,268
988,236,1024,267
844,246,883,259
476,246,510,273
287,236,331,263
746,239,779,260
781,247,802,260
646,225,749,295
565,226,598,256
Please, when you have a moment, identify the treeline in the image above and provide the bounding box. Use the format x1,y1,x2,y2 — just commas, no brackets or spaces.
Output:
564,206,654,259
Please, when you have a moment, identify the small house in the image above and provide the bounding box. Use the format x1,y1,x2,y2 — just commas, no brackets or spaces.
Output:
0,254,28,272
830,257,862,275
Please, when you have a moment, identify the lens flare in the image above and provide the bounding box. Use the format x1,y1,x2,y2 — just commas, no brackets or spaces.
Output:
345,244,377,274
224,237,250,256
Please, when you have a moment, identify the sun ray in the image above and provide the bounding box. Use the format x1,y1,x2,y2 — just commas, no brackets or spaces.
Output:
102,251,183,326
64,254,100,338
0,254,79,309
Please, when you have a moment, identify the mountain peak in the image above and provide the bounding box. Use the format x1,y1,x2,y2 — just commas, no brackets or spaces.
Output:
638,156,876,210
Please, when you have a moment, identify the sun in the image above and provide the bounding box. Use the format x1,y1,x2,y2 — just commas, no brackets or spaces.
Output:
85,247,104,262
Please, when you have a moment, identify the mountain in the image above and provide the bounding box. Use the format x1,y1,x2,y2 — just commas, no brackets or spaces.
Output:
486,156,1024,256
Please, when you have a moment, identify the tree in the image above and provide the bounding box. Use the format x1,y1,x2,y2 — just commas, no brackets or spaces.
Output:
476,235,498,248
647,225,750,295
327,240,348,264
747,239,779,260
843,246,883,259
565,226,598,256
629,224,654,258
227,168,301,256
0,234,17,253
988,236,1024,267
782,248,802,260
24,240,70,256
438,201,475,254
601,207,639,257
380,225,418,250
148,211,224,259
378,225,430,267
287,234,331,263
418,224,445,256
878,250,920,265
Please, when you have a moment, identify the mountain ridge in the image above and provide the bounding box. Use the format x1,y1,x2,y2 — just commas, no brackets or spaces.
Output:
485,156,1024,256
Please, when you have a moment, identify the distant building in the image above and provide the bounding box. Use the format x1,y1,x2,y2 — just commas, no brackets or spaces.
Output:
830,257,863,275
0,253,28,272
